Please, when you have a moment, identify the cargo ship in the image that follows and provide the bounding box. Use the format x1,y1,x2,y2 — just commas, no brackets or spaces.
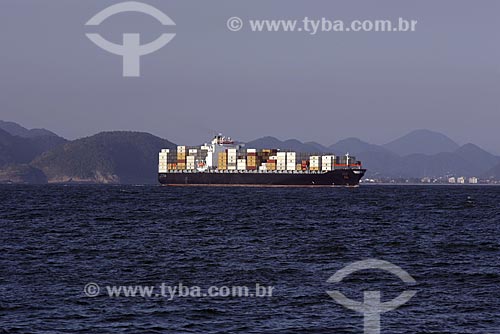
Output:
158,134,366,187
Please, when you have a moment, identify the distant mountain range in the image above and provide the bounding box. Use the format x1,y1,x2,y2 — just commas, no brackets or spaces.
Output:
0,120,60,139
244,129,500,179
0,123,68,183
1,121,499,183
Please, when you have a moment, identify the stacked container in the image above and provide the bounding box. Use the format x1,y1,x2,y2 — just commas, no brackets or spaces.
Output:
321,155,334,171
286,152,296,171
301,160,308,171
227,148,237,170
177,146,186,170
335,155,356,168
310,156,320,171
247,149,258,170
259,149,276,163
218,152,227,170
158,149,169,173
237,158,246,171
186,155,196,170
267,159,276,171
277,152,287,171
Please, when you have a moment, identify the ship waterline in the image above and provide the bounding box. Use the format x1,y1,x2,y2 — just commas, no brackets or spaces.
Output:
159,169,366,187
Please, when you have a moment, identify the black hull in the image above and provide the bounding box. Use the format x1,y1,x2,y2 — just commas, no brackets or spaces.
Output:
158,169,365,187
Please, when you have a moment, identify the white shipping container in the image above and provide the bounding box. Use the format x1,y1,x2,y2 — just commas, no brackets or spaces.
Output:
177,146,186,152
277,152,287,157
188,149,198,155
161,149,170,153
247,148,257,153
322,156,334,164
227,165,237,170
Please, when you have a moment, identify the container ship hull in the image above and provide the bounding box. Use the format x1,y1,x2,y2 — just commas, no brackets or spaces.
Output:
159,169,366,187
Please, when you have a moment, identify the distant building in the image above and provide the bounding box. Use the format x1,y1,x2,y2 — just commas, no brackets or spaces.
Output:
421,177,431,183
457,177,465,184
469,177,478,184
448,177,456,183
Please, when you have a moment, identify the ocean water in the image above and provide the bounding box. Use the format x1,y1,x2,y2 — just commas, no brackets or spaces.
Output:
0,185,499,334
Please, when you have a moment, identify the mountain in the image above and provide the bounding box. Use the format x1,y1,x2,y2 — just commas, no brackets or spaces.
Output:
383,129,460,156
0,128,67,166
243,133,498,179
362,144,499,179
0,121,67,167
32,131,176,184
0,164,47,184
0,128,41,165
0,120,60,138
482,163,500,180
244,136,325,153
454,143,499,170
329,138,391,155
304,141,329,153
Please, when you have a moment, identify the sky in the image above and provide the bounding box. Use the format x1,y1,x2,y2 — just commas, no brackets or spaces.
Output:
0,0,499,153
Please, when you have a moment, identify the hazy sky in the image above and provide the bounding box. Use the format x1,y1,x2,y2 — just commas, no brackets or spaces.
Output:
0,1,499,153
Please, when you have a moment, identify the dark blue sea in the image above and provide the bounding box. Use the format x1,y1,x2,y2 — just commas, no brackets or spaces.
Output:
1,185,499,334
